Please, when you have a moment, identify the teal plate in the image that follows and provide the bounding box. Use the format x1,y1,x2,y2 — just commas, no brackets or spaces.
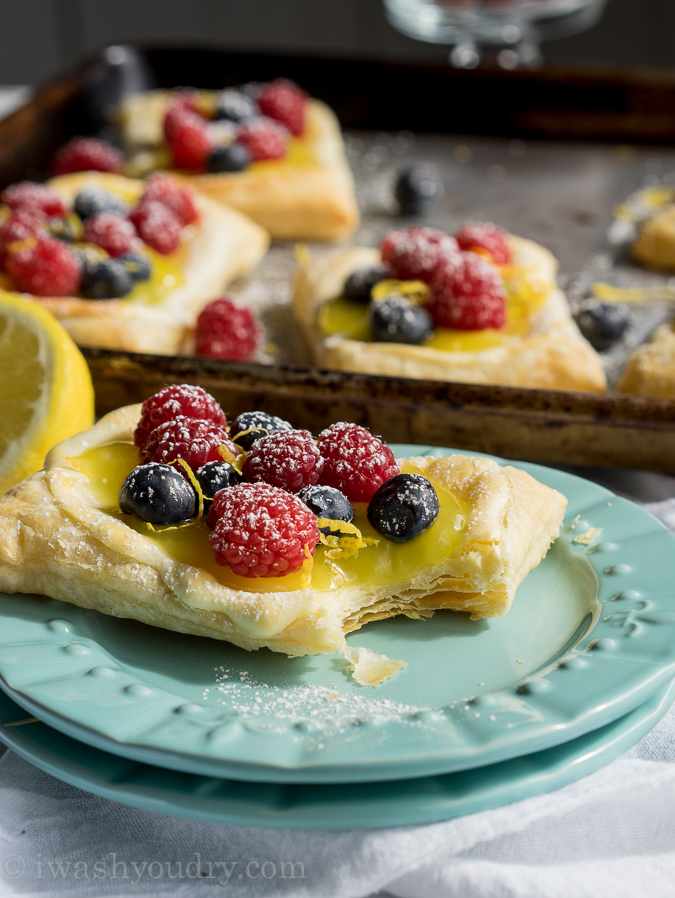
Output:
1,446,675,784
0,679,673,829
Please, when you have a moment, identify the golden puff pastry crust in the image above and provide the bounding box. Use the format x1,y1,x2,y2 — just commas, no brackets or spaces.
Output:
19,172,269,354
293,236,607,392
118,91,359,242
632,206,675,270
618,322,675,399
0,405,566,658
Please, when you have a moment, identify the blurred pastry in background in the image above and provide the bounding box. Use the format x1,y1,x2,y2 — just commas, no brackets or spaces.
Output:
115,80,359,242
294,223,607,392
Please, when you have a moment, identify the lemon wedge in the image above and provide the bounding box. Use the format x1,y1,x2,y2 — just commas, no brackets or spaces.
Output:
0,292,95,494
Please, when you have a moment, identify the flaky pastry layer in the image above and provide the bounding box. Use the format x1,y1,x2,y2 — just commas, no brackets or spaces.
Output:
293,236,607,392
118,92,359,241
14,172,269,354
0,405,566,657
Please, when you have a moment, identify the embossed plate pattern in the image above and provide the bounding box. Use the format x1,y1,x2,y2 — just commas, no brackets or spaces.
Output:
1,446,675,784
1,681,673,829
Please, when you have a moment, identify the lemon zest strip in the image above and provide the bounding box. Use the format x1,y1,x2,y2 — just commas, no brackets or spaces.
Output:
592,282,675,303
371,279,429,305
317,518,378,560
300,544,314,588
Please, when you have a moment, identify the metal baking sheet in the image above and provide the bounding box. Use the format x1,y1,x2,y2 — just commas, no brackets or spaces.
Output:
1,46,674,471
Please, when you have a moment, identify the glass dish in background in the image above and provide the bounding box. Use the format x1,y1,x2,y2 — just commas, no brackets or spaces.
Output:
383,0,608,68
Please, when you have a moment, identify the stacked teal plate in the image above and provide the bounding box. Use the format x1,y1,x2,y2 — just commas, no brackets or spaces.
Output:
1,447,675,826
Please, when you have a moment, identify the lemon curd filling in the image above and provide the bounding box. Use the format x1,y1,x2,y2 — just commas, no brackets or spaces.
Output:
319,263,550,352
71,442,467,595
124,242,188,306
94,183,190,306
250,122,320,174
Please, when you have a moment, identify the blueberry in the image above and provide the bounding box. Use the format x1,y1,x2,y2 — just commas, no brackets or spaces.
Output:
343,264,393,303
194,461,242,512
395,164,444,216
118,251,152,282
370,297,434,344
574,303,629,352
214,88,260,123
207,143,251,174
298,485,354,534
231,410,293,451
81,259,133,299
119,463,197,524
368,473,440,542
74,186,128,221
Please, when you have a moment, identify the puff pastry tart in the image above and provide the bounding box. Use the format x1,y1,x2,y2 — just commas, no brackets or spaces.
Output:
618,322,675,399
117,80,359,242
0,386,566,666
0,172,268,354
293,223,607,392
632,202,675,270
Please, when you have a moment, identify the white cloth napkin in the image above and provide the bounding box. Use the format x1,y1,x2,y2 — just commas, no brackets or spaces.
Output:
1,472,675,898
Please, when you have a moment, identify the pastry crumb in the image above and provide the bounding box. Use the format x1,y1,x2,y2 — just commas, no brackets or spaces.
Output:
344,646,407,687
573,527,603,545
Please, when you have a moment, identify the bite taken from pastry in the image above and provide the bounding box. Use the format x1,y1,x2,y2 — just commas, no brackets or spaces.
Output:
293,223,607,392
0,384,567,677
0,172,269,354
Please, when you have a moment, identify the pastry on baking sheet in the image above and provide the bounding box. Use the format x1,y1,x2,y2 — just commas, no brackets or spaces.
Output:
117,82,359,242
0,172,269,355
0,396,566,662
632,200,675,271
293,224,607,392
618,322,675,399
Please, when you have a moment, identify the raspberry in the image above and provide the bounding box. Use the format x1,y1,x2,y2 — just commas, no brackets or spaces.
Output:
455,222,511,266
142,173,199,225
163,91,201,140
380,227,459,283
195,296,261,361
256,79,306,136
427,252,506,330
52,137,123,176
83,212,137,258
1,182,66,220
0,211,42,267
167,111,213,170
317,423,400,503
242,429,324,493
140,416,238,477
130,201,182,255
209,483,319,577
5,236,82,296
235,117,288,162
134,384,227,448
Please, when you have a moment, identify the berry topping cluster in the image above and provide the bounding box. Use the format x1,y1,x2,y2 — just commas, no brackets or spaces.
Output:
0,172,199,298
162,79,307,173
120,384,440,579
336,223,511,344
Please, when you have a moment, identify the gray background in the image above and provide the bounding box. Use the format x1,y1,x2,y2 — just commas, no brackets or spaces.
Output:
1,0,674,86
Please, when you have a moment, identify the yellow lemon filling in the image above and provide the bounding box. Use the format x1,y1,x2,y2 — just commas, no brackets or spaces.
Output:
70,441,467,595
123,243,188,306
319,263,550,352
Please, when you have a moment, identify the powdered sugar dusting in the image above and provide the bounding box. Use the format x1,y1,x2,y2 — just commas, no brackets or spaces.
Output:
205,665,433,745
